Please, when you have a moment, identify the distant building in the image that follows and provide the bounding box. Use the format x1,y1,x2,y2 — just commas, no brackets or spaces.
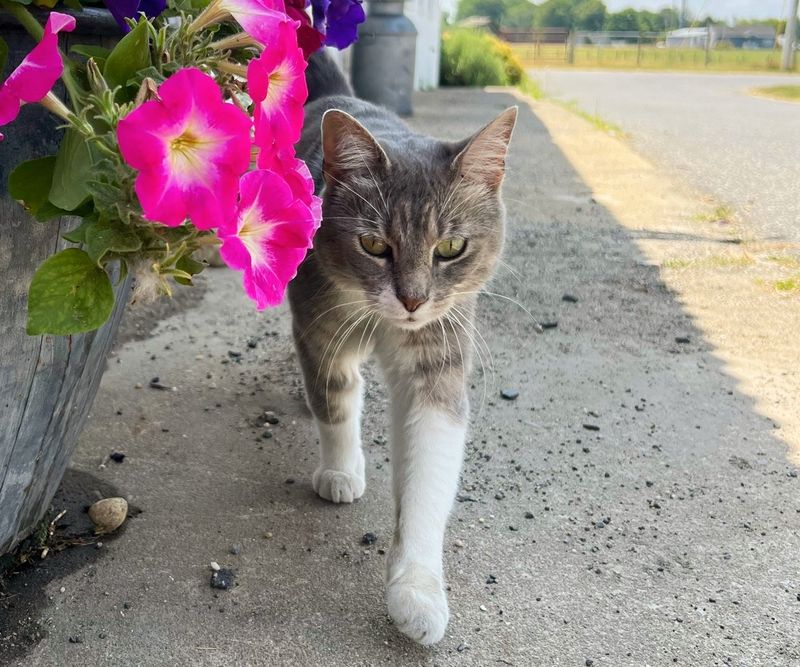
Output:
717,25,776,50
666,25,776,50
665,27,712,48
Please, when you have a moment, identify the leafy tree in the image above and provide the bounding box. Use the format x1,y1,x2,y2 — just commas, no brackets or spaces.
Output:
573,0,606,31
501,0,537,29
533,0,575,29
456,0,508,28
604,8,639,32
659,8,680,31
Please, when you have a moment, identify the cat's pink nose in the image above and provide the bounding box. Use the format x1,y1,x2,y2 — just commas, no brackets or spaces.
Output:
400,296,427,313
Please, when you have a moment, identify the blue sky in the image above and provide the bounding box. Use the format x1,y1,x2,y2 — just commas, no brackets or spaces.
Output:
604,1,790,22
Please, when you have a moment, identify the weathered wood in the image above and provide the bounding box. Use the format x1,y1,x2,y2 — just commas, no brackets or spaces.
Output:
0,11,127,555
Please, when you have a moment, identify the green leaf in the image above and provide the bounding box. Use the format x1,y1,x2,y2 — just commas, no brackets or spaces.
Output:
26,248,115,336
49,128,94,211
62,218,96,244
173,254,207,285
103,19,151,102
63,0,83,9
0,37,8,75
70,44,111,65
85,218,142,265
8,156,72,222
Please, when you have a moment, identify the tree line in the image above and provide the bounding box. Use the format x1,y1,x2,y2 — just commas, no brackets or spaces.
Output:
455,0,789,33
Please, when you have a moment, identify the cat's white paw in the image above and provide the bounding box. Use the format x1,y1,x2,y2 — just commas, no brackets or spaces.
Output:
312,467,365,503
386,562,449,645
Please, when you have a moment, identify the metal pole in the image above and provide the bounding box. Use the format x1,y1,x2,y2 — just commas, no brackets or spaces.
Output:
782,0,799,71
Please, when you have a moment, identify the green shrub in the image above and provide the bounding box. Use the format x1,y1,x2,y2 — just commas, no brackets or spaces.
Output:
488,36,525,85
441,30,509,86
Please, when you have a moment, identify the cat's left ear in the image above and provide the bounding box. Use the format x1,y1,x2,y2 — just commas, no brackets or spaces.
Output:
452,106,517,191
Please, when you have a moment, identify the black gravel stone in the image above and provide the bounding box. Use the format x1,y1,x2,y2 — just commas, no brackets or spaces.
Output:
361,532,378,545
500,389,519,401
148,377,169,390
562,293,579,303
486,574,497,584
210,568,236,590
109,452,126,463
582,423,600,431
675,336,691,344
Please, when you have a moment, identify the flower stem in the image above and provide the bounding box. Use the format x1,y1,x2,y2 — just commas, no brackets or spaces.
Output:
39,91,72,122
186,0,225,35
216,60,248,77
0,0,44,41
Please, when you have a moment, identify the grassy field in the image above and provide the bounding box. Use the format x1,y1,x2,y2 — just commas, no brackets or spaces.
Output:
511,43,800,72
751,85,800,101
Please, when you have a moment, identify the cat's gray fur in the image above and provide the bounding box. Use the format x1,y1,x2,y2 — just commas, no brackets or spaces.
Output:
288,51,516,645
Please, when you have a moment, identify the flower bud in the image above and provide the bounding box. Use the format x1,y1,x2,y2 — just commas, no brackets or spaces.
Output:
86,58,109,94
133,77,160,107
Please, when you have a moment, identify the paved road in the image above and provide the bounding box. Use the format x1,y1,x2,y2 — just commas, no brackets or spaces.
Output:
530,70,800,242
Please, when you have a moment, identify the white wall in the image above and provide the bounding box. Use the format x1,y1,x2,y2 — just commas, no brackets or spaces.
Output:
404,0,442,90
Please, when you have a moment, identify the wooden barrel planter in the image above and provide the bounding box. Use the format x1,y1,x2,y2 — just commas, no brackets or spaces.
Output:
0,9,130,555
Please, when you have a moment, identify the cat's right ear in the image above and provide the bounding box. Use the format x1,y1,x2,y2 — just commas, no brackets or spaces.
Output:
321,109,390,186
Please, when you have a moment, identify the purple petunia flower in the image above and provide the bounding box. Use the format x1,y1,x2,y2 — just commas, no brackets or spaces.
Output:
103,0,167,31
311,0,365,50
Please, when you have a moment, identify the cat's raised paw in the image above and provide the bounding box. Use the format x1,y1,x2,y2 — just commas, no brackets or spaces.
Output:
312,468,365,503
386,562,449,645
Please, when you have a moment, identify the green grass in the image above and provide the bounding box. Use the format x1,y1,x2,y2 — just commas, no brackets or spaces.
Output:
554,98,623,135
518,75,544,100
662,254,754,270
510,44,800,73
692,205,735,225
751,85,800,102
774,275,800,292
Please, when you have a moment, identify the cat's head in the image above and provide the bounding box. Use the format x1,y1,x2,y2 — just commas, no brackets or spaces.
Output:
313,106,517,330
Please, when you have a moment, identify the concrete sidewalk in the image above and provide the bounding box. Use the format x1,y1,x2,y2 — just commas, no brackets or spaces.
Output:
2,89,798,666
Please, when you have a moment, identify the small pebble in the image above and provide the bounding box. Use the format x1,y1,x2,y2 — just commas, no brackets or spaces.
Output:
453,539,465,548
500,389,519,401
68,636,83,644
210,568,235,590
361,532,378,545
210,561,221,571
675,336,691,344
562,293,579,303
524,511,534,519
479,604,488,612
263,411,280,425
582,423,600,431
109,452,125,463
494,491,505,500
486,574,497,584
230,544,242,556
148,377,169,390
540,320,558,329
457,642,467,652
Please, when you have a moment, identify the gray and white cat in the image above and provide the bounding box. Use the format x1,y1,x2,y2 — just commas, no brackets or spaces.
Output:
289,53,516,645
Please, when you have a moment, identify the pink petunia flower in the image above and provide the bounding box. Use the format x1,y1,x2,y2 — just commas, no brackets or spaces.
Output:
117,67,252,230
218,169,321,309
190,0,289,47
247,21,308,150
257,144,321,223
0,12,76,139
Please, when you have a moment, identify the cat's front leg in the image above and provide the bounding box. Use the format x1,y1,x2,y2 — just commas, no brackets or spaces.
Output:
293,327,366,504
384,371,467,645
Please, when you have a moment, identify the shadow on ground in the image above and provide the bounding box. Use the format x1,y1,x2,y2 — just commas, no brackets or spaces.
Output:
2,90,797,667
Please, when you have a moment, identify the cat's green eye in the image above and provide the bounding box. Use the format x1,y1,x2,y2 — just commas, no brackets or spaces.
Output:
434,237,466,259
360,235,389,257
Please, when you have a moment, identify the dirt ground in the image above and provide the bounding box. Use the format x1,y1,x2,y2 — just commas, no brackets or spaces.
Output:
1,89,798,666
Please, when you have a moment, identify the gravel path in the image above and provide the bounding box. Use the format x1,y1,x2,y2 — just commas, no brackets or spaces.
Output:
530,70,800,242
